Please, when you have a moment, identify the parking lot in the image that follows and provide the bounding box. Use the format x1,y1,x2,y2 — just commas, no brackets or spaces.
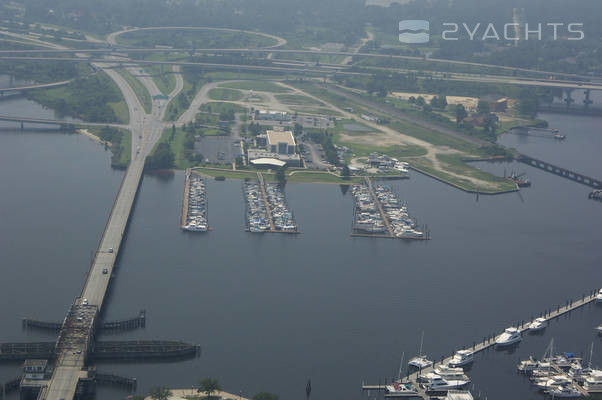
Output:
194,136,243,164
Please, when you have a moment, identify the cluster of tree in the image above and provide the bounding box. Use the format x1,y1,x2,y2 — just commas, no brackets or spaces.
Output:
0,59,83,83
29,73,123,123
304,130,340,166
219,109,236,122
97,126,128,168
429,95,447,109
145,142,174,170
246,122,263,136
514,88,539,118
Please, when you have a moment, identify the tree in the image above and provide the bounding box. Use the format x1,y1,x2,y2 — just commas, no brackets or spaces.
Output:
276,167,287,185
454,104,468,126
170,124,176,142
253,393,279,400
149,387,172,400
198,378,222,399
477,100,490,114
131,396,145,400
341,165,351,180
293,123,303,137
415,96,425,107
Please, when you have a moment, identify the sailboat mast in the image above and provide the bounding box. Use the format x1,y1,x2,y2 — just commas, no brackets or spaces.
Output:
397,351,405,381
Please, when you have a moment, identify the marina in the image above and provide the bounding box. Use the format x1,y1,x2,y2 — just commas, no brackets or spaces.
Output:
180,169,209,232
243,173,299,234
351,178,428,240
362,289,602,399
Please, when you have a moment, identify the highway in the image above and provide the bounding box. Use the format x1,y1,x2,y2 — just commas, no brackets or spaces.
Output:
3,55,601,91
41,36,185,400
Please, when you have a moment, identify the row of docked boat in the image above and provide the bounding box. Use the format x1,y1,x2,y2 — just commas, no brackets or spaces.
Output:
182,175,209,232
372,184,425,238
243,180,270,232
351,183,386,233
265,183,297,232
518,340,602,396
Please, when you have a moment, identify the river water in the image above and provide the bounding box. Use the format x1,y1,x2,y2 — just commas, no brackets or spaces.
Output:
0,94,601,400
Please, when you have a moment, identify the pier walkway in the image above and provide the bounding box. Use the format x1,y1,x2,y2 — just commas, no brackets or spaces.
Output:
257,172,276,231
365,177,394,237
518,154,601,189
363,289,601,398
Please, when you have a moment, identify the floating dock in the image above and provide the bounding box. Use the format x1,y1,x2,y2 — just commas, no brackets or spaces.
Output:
362,289,602,398
243,173,299,234
351,178,428,240
180,169,209,232
510,126,566,140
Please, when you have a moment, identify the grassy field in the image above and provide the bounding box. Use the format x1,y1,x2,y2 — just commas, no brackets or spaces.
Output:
117,69,152,114
208,88,244,101
192,167,363,184
29,72,129,124
116,29,278,49
200,102,247,114
219,80,290,93
146,64,176,95
275,94,324,106
164,74,207,122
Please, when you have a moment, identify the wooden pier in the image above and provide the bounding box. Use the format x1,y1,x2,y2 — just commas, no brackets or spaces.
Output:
257,172,276,231
365,177,395,237
363,289,602,398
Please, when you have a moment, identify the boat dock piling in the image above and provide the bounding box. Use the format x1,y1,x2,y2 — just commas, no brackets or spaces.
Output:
363,288,602,398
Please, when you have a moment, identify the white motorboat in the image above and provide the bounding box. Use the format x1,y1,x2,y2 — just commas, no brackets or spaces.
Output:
424,376,470,391
595,325,602,335
583,370,602,390
384,382,419,397
517,357,551,373
434,365,467,379
596,289,602,302
546,385,583,398
533,374,571,390
448,350,474,368
408,332,433,369
495,327,522,346
528,318,547,332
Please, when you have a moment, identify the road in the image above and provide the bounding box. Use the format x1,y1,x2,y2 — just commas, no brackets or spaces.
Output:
41,31,186,400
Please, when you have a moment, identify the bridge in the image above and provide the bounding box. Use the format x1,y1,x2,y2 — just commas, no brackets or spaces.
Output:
518,154,601,188
0,79,72,94
0,114,127,129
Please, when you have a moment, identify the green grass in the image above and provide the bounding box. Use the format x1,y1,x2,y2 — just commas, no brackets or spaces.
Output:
286,171,363,184
275,94,324,106
117,69,152,114
208,88,244,101
116,29,278,49
164,74,207,122
146,65,176,95
156,127,194,169
29,72,129,124
86,126,131,168
193,168,258,180
200,102,247,114
108,101,130,125
219,81,290,93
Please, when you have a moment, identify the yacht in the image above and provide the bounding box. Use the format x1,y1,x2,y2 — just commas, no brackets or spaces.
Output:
533,374,571,390
528,318,547,332
384,382,419,397
495,327,522,347
434,365,467,379
517,357,551,373
408,332,433,369
595,325,602,335
583,370,602,391
424,375,470,391
596,289,602,302
546,385,583,398
448,350,474,368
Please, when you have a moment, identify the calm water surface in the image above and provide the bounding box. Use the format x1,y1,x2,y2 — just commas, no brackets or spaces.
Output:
0,97,601,400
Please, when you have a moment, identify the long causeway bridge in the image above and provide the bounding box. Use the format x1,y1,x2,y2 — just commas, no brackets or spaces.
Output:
518,154,601,189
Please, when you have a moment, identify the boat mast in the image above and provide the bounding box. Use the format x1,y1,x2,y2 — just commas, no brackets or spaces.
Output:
397,351,405,381
419,331,424,357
